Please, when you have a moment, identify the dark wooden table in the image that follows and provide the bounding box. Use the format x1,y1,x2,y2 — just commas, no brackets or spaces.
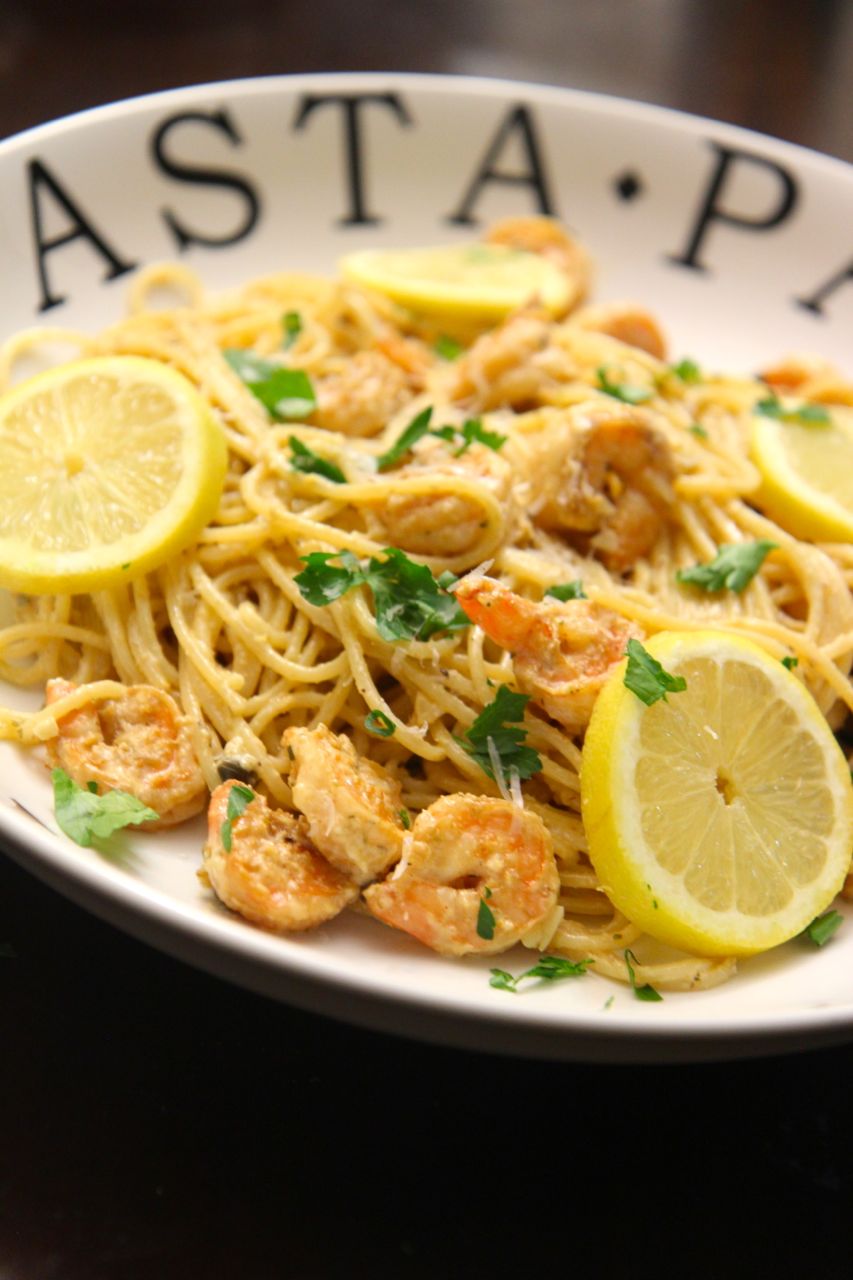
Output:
2,4,852,1277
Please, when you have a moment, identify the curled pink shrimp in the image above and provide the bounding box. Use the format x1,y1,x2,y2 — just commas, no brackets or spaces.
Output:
203,779,358,932
364,793,559,956
454,576,641,732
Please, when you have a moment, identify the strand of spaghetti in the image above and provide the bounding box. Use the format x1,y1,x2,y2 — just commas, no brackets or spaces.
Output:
127,262,206,312
188,561,350,686
332,597,450,759
0,621,111,656
0,326,97,391
0,679,129,745
163,566,248,713
125,574,178,689
92,587,143,685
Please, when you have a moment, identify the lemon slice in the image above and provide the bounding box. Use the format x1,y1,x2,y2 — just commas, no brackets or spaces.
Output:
750,404,853,541
339,242,572,326
581,630,853,957
0,355,227,593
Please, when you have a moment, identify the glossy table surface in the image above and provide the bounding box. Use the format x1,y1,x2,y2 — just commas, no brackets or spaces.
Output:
2,3,852,1277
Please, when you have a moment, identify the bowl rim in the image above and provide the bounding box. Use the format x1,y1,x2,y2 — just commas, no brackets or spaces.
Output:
1,70,851,179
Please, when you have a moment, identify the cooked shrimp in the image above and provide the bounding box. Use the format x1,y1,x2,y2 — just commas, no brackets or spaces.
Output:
364,793,559,956
569,301,667,360
759,354,839,392
518,404,675,572
45,678,206,827
282,724,405,884
376,436,514,557
374,331,432,379
454,576,641,731
450,311,555,411
484,215,590,304
312,349,418,436
758,355,853,407
203,780,358,932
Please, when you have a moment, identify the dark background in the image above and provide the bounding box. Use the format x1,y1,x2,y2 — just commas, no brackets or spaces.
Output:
2,3,853,1277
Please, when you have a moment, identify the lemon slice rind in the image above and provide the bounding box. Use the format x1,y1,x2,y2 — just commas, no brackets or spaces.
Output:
750,407,853,543
581,630,853,957
339,243,572,322
0,355,227,594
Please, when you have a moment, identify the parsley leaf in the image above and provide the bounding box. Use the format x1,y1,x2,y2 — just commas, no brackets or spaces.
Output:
457,684,543,782
224,348,316,421
435,334,464,360
597,365,653,405
624,948,663,1001
282,310,303,349
676,540,777,594
488,968,518,991
399,808,411,830
801,910,843,947
288,436,345,484
755,394,830,425
375,408,506,471
476,887,496,940
689,423,709,440
672,358,702,384
293,550,366,606
781,655,799,671
451,418,507,457
624,638,687,707
364,709,395,738
376,407,434,472
51,767,159,847
489,954,593,991
544,580,586,602
294,547,469,641
220,783,256,853
365,548,470,641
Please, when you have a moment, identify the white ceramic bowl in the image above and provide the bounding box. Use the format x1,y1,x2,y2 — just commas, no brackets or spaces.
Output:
1,73,852,1062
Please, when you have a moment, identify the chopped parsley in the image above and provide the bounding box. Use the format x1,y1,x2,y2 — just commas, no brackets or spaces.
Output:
288,436,345,484
448,418,507,457
456,684,542,782
755,394,830,426
51,768,159,848
623,639,687,707
224,348,316,421
544,580,586,602
292,549,364,607
676,540,777,594
489,955,593,991
597,365,653,405
781,655,799,671
624,948,663,1001
399,808,411,830
364,709,395,738
476,887,496,940
434,334,464,360
689,423,709,440
671,357,702,384
376,408,505,470
282,310,303,349
220,783,255,853
801,910,843,947
376,407,434,471
294,547,469,642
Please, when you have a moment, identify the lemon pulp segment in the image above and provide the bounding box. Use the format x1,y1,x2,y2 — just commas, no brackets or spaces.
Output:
0,356,227,593
339,243,573,322
581,630,853,957
751,406,853,542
